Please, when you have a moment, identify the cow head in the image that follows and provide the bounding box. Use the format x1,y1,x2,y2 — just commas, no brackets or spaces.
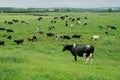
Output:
63,44,67,51
62,44,72,51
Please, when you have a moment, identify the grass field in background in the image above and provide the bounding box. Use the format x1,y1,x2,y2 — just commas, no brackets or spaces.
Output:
0,12,120,80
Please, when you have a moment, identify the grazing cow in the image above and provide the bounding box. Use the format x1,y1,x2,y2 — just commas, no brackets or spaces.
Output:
12,19,19,22
14,39,24,45
91,35,99,40
4,21,7,24
63,44,94,64
0,40,4,45
7,22,13,24
107,25,117,30
37,17,43,21
48,25,55,30
6,29,14,32
56,35,63,40
105,31,109,35
54,17,58,19
0,27,6,30
76,21,81,25
71,18,75,22
20,21,26,23
7,35,12,39
98,25,103,29
76,18,81,20
47,33,54,37
84,17,88,19
60,16,65,20
65,23,68,27
83,23,87,26
63,35,71,39
28,36,37,42
35,28,43,34
72,34,81,39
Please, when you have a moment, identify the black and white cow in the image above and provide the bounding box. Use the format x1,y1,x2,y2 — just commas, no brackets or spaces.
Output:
14,39,24,45
62,44,94,64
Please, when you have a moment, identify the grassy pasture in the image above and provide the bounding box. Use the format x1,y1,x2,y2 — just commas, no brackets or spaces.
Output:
0,12,120,80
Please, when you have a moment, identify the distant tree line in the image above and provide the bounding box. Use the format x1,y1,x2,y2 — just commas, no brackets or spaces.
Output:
0,7,120,13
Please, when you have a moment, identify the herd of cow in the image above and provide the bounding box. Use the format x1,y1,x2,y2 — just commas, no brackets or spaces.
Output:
0,14,118,64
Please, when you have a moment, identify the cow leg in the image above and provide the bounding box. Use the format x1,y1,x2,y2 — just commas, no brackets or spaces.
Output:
85,57,89,64
89,53,93,64
74,55,77,61
85,53,93,64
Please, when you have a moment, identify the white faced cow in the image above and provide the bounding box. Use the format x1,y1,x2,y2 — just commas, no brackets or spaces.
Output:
63,44,94,64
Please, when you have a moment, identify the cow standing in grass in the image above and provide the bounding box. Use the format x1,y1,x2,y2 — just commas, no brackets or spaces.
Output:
14,39,24,45
0,40,4,45
63,44,94,64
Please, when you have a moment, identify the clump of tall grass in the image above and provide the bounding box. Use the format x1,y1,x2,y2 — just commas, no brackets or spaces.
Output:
0,54,28,63
0,67,21,80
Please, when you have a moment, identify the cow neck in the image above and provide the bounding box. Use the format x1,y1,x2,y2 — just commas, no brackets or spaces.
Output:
67,45,76,56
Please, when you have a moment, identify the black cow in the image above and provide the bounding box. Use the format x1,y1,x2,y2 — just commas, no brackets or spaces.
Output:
7,35,12,39
0,27,6,30
6,29,14,32
37,17,43,21
105,31,109,35
72,34,81,39
98,25,103,29
47,33,54,37
63,35,71,39
0,40,4,45
12,19,19,22
60,16,65,20
76,18,81,20
63,44,94,64
84,17,88,19
83,23,88,26
14,39,24,45
7,22,13,24
4,21,7,24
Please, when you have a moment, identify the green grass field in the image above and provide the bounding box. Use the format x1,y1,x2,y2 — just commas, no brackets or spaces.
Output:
0,12,120,80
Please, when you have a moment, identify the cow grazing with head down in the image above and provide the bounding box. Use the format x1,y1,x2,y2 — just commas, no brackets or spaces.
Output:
6,29,14,32
47,32,54,37
0,40,4,45
72,34,81,39
63,44,94,64
7,35,12,39
91,35,99,40
28,36,37,42
14,39,24,45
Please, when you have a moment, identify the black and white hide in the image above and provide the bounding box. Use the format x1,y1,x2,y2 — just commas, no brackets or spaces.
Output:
62,44,94,64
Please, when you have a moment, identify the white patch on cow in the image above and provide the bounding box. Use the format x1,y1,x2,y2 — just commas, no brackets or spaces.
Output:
73,44,76,48
86,45,90,48
85,53,93,64
83,53,86,57
89,53,93,59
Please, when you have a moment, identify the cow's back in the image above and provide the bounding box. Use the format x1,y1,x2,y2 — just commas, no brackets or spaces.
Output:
74,44,94,57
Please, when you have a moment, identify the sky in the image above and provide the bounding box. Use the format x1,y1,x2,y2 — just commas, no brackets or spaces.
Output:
0,0,120,8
